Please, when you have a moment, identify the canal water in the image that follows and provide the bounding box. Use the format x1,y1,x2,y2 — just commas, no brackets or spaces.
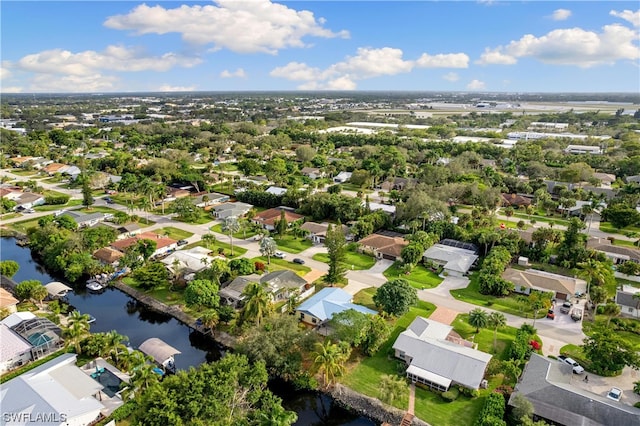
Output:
1,237,375,426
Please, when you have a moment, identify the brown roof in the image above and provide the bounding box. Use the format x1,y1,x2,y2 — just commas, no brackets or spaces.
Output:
42,163,68,173
502,268,585,295
93,247,125,263
501,193,532,207
111,232,177,252
0,288,18,308
300,222,349,237
253,208,304,227
10,156,33,164
358,233,409,257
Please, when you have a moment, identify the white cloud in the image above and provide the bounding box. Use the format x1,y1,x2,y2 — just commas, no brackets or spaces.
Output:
158,84,196,92
551,9,572,21
29,74,118,92
610,9,640,27
2,86,23,93
220,68,246,78
478,24,639,67
271,47,469,89
467,79,486,90
1,66,11,80
442,72,459,82
104,0,349,55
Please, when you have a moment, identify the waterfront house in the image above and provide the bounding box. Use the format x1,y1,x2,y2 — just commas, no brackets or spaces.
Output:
110,232,178,258
93,247,124,267
0,324,33,373
0,287,19,314
296,287,376,326
220,270,311,308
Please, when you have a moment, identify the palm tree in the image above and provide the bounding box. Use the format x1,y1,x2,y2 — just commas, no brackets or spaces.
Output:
487,312,507,353
139,197,152,224
241,281,273,326
31,285,48,308
222,216,240,255
312,341,348,388
65,310,91,353
257,405,298,426
200,309,219,332
468,308,489,333
529,291,552,328
122,363,161,401
379,374,406,405
581,203,594,233
209,258,230,286
589,285,608,321
119,350,149,374
201,233,217,250
104,330,129,364
601,302,621,326
259,236,278,265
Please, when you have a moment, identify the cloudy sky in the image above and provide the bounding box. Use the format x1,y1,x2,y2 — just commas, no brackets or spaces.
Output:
1,1,639,93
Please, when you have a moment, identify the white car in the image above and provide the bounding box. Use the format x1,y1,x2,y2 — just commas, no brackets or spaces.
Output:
557,355,585,374
274,251,286,259
607,387,622,402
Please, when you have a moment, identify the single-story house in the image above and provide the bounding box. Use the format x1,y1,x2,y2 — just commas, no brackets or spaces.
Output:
42,162,71,175
9,156,36,167
212,201,254,219
592,172,617,187
93,247,125,266
1,353,106,426
625,175,640,184
300,222,351,244
296,287,377,326
0,324,32,373
62,165,81,179
192,192,229,208
423,241,479,277
615,288,640,318
564,144,603,155
509,354,640,425
301,167,325,180
161,247,221,275
0,287,19,314
357,231,409,261
333,171,352,183
592,244,640,265
393,317,492,391
502,268,587,300
379,177,417,192
62,211,107,228
500,193,532,207
220,270,311,308
557,200,601,218
252,207,304,231
265,186,288,196
365,201,396,216
9,192,46,210
111,232,178,258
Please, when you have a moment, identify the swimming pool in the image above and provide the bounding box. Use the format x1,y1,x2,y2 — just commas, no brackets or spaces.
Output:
27,332,52,346
92,368,124,398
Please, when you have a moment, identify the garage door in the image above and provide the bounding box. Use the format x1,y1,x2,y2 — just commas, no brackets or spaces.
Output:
382,254,396,261
556,292,568,300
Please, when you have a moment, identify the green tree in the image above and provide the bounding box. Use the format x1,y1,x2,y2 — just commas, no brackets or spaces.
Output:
0,260,19,277
241,281,273,326
379,374,406,406
201,233,217,250
207,258,230,286
132,261,170,290
104,330,129,364
325,223,346,285
601,302,621,326
529,291,553,328
329,309,370,347
171,196,199,222
228,257,255,276
14,280,42,301
275,210,287,236
373,279,418,316
360,314,391,356
200,309,219,331
401,242,424,266
487,311,507,352
582,329,640,375
65,310,91,354
222,216,241,256
30,285,48,308
468,308,489,333
81,176,94,208
259,236,278,265
184,279,220,308
312,340,350,388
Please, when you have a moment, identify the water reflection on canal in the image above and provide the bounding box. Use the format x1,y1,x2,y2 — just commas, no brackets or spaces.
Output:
1,237,375,426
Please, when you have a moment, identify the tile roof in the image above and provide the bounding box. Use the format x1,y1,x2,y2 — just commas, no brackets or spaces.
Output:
358,233,409,257
111,232,177,252
502,268,586,295
93,247,124,263
0,288,19,309
253,207,304,227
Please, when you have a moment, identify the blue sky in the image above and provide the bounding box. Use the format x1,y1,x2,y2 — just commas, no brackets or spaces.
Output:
1,1,639,93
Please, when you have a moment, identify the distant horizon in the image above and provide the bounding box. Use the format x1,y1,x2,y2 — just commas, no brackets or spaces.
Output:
2,1,638,93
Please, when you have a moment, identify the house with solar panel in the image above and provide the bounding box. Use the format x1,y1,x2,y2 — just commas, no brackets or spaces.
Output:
422,239,479,277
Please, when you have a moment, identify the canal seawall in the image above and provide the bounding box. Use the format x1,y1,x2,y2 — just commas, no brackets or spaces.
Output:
112,280,429,426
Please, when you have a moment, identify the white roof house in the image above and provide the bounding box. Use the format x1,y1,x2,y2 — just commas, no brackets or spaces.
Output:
1,311,36,328
1,353,105,426
161,248,222,274
0,324,32,373
423,244,478,277
265,186,287,196
333,171,352,183
393,317,492,391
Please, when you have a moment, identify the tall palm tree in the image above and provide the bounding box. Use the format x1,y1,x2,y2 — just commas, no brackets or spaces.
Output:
379,374,406,406
65,310,91,353
139,197,152,224
31,285,48,308
201,233,217,250
122,363,161,401
104,330,129,364
468,308,489,333
119,350,148,374
312,341,348,388
200,309,219,332
487,312,507,352
241,281,273,326
601,302,621,326
259,236,278,265
222,216,240,255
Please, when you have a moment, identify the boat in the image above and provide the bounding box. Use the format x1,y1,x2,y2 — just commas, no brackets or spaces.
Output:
86,280,105,292
139,337,181,374
87,314,96,324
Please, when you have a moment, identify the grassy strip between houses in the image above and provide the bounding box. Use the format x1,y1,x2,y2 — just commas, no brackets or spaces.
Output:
249,256,311,277
383,262,444,290
312,250,376,271
185,241,247,258
210,223,259,240
451,273,546,319
8,216,52,234
599,222,640,236
33,199,83,211
272,234,313,254
158,227,194,241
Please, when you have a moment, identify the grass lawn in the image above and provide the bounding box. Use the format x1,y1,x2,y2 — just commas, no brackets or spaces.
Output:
0,213,20,220
210,223,259,240
339,183,373,193
78,206,120,214
158,227,194,241
9,169,38,177
9,216,51,234
452,273,545,319
34,199,83,211
599,222,640,236
383,262,444,290
211,183,236,196
185,240,247,258
514,211,570,227
452,314,520,360
312,250,376,271
173,210,215,225
122,277,186,307
612,239,640,249
272,234,313,254
249,256,311,276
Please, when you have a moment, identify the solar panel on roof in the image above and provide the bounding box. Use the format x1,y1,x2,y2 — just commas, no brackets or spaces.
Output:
440,239,479,253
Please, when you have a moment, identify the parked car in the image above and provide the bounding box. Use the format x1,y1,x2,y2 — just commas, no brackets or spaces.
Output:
274,251,286,259
560,301,573,314
571,308,583,322
24,208,36,213
607,387,622,402
292,258,305,265
104,197,114,204
177,239,189,246
557,355,585,374
546,309,555,319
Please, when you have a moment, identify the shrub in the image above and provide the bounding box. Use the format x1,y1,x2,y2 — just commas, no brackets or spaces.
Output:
635,402,640,409
254,261,265,272
441,387,460,402
44,194,70,205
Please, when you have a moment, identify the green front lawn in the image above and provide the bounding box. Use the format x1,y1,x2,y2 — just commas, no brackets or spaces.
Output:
312,249,376,271
452,314,521,360
249,256,311,276
210,223,259,240
9,216,51,234
339,183,373,193
383,262,444,289
599,222,640,236
452,274,546,319
173,210,215,225
186,240,247,258
158,227,194,240
0,213,20,220
34,199,82,211
612,239,640,249
272,234,313,254
78,206,120,214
